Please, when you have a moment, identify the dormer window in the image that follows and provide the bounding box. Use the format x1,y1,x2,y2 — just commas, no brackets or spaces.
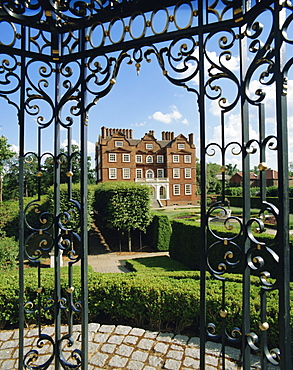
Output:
178,143,185,149
146,143,153,150
115,141,123,147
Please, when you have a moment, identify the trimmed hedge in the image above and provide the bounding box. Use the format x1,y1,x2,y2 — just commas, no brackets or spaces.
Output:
0,267,292,350
93,182,152,233
169,220,293,280
146,213,172,251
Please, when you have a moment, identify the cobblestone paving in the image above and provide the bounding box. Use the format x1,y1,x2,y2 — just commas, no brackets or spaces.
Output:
0,323,279,370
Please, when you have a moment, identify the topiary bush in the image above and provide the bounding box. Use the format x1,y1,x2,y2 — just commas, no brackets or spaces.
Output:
146,213,172,251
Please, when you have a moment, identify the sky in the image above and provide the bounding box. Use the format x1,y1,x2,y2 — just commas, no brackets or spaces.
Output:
0,3,292,173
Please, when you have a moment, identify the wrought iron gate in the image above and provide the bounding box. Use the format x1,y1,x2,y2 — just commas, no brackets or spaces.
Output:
0,0,292,369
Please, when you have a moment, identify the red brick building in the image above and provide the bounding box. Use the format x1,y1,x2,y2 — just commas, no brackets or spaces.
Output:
96,127,197,206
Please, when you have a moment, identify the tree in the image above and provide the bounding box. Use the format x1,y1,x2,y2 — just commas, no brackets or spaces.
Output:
0,136,16,202
226,163,239,176
94,182,152,251
196,160,222,194
3,144,95,200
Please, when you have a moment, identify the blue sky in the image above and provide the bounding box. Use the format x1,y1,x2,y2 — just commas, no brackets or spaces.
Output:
1,5,292,172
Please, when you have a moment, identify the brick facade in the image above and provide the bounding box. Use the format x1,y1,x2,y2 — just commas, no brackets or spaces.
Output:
96,127,197,206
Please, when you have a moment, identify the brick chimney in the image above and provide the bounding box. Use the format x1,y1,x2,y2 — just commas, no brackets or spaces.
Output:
188,133,194,145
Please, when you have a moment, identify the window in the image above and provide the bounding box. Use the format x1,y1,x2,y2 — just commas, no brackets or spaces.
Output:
123,153,130,162
185,168,191,178
136,169,142,179
123,168,130,179
109,168,117,179
146,143,153,150
157,155,164,163
184,155,191,163
173,168,180,178
136,155,142,163
157,169,164,178
115,141,123,147
173,184,180,195
146,155,153,163
146,169,154,178
185,184,192,195
108,153,116,162
173,155,179,163
178,143,185,149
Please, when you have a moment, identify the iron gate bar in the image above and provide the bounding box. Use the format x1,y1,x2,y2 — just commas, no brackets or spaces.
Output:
0,0,292,369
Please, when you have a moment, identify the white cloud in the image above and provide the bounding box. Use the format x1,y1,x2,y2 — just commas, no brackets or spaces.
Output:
134,122,146,127
181,118,189,125
175,49,240,87
87,141,95,154
149,105,182,124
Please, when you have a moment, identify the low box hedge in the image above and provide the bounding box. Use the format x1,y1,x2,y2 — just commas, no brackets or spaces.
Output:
1,266,292,351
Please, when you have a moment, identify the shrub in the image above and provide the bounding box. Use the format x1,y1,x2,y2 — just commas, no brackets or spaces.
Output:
146,213,172,251
46,184,95,232
0,237,18,270
93,182,152,233
266,186,278,197
169,219,293,280
1,267,292,351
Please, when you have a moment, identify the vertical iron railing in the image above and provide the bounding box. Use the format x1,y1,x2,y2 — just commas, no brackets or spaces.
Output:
0,1,291,369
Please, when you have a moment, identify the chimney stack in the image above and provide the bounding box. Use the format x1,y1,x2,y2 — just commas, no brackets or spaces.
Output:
101,126,106,138
130,129,133,139
188,133,194,145
171,132,174,140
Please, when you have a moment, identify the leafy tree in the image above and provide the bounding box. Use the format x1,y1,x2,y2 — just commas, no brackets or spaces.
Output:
0,136,16,201
3,144,95,200
289,161,293,177
195,160,222,194
226,163,239,176
94,182,152,251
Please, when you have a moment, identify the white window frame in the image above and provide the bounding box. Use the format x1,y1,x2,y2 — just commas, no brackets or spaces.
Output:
123,168,130,179
173,154,179,163
157,155,164,163
185,168,192,178
146,155,153,163
136,169,143,179
184,155,191,163
123,153,130,162
173,168,180,179
173,184,180,195
185,184,192,195
178,143,185,149
146,143,153,150
146,169,154,179
157,169,164,178
108,153,116,162
115,141,123,147
136,155,142,163
109,168,117,179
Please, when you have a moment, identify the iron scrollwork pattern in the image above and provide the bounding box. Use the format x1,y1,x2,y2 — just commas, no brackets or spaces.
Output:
0,1,292,370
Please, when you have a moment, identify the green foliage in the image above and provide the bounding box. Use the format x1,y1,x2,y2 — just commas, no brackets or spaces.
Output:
226,187,243,196
0,237,18,270
1,267,292,350
46,184,95,232
266,186,278,197
146,213,171,251
94,182,152,232
196,160,222,194
169,219,293,280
